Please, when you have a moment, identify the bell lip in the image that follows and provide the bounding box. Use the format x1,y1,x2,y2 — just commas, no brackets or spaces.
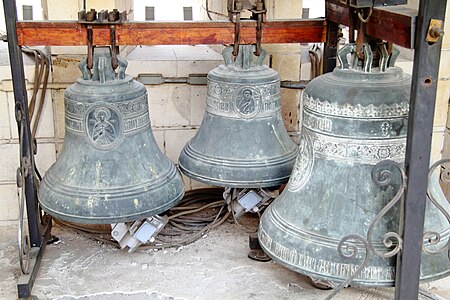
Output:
39,162,185,224
261,239,450,287
180,142,298,167
178,142,297,188
180,164,291,188
39,189,185,224
259,204,450,287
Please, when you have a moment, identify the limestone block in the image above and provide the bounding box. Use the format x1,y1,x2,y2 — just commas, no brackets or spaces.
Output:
270,54,301,81
189,86,207,126
126,60,178,78
443,129,450,158
0,143,19,182
55,142,64,159
177,60,222,77
265,0,302,19
435,79,450,127
264,44,301,54
443,17,450,50
395,61,413,76
0,91,10,140
0,184,19,221
181,173,192,191
6,92,18,139
438,49,450,79
164,129,197,164
35,143,56,175
173,46,223,62
33,90,55,139
51,55,84,84
431,128,446,163
50,47,87,56
52,89,66,139
147,85,191,127
281,88,300,132
152,129,165,155
44,0,79,20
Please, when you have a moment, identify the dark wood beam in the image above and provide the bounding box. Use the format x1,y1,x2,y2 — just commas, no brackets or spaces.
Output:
16,20,326,46
326,0,417,48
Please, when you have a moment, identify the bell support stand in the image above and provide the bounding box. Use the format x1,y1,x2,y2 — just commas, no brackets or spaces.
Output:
2,0,53,298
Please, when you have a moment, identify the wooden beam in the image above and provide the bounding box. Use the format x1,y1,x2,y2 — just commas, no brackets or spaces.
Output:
16,20,326,46
326,0,417,48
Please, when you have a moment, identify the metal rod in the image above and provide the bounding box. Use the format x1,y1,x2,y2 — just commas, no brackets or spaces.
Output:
395,0,447,299
3,0,41,247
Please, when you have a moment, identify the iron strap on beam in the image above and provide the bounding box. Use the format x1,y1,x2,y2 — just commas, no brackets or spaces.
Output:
16,20,326,46
395,0,448,299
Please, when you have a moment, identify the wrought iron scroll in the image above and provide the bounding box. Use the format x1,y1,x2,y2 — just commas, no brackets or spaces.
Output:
422,158,450,255
325,160,406,300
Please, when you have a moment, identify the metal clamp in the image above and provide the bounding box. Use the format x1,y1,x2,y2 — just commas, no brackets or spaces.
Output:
250,0,266,56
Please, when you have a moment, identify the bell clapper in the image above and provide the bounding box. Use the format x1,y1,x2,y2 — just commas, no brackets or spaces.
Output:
111,215,168,253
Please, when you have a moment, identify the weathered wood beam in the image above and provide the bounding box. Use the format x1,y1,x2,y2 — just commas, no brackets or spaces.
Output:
16,20,326,46
326,0,417,48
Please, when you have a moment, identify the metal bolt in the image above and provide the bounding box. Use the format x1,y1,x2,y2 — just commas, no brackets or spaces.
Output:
112,231,118,236
86,9,97,22
429,26,445,39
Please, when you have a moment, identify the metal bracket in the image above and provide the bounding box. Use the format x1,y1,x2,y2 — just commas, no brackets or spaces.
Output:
17,215,52,299
426,19,445,43
78,9,127,24
137,74,208,85
79,9,127,70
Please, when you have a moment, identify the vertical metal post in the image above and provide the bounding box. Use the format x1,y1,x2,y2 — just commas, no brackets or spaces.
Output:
395,0,447,299
3,0,41,247
322,20,339,74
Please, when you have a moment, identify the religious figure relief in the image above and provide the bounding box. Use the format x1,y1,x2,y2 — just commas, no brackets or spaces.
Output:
235,87,261,118
86,105,123,149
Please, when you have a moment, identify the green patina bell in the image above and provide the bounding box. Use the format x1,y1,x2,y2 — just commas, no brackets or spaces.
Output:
178,45,297,188
259,43,450,286
39,47,184,224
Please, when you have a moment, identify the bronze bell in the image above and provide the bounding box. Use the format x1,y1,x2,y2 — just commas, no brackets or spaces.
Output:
39,47,184,224
259,43,450,286
178,45,297,188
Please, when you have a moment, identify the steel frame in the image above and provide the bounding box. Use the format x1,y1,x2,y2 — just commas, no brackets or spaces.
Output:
2,0,447,299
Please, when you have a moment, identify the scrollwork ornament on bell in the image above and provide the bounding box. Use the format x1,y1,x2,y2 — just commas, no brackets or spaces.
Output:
259,43,450,287
39,47,184,224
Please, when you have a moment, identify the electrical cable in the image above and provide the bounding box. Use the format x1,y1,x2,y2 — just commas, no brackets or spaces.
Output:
20,47,50,139
53,188,232,250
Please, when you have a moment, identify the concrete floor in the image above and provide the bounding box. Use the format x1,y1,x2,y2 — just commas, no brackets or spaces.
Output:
1,219,450,300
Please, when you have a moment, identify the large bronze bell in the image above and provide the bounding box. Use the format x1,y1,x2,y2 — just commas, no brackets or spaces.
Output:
259,43,450,286
178,45,297,188
39,47,184,224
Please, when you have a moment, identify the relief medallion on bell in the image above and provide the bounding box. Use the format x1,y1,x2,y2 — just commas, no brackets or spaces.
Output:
85,104,124,150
